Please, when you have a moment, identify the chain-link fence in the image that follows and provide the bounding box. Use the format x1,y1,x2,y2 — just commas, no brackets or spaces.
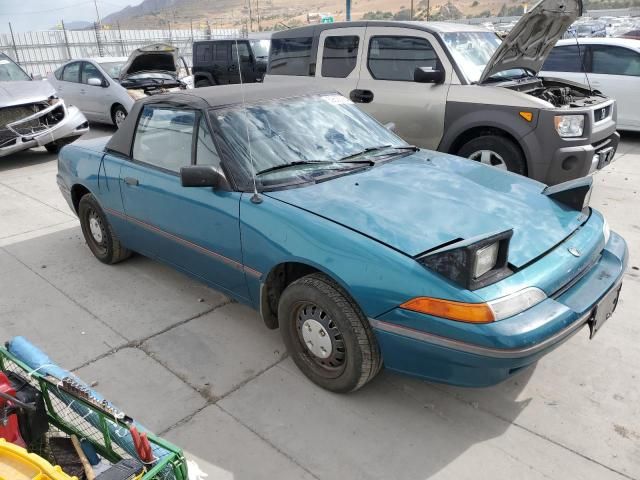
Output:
1,22,243,76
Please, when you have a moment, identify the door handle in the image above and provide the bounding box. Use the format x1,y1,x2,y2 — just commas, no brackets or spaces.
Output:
349,89,374,104
124,177,139,186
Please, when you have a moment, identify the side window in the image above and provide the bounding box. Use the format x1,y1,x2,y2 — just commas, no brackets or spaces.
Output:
54,66,63,80
591,46,640,76
214,43,228,62
61,62,81,83
232,42,251,63
322,35,360,78
368,36,437,81
196,120,222,169
195,43,212,63
132,106,197,173
543,46,585,73
81,62,104,84
269,37,313,76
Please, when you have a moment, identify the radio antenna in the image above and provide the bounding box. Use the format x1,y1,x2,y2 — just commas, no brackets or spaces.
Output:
235,38,262,204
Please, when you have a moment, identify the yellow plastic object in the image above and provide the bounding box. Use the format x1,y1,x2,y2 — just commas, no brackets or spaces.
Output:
0,438,78,480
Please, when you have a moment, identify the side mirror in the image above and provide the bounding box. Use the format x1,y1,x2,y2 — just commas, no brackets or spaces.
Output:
384,122,396,132
180,165,224,188
87,77,103,87
414,66,445,84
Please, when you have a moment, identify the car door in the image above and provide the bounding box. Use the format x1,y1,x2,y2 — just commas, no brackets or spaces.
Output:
315,27,365,95
55,61,84,111
230,41,254,83
354,27,453,149
587,44,640,130
119,104,249,298
79,61,109,121
212,42,231,84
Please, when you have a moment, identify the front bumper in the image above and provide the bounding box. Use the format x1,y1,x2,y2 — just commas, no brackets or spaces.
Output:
0,104,89,158
370,231,628,387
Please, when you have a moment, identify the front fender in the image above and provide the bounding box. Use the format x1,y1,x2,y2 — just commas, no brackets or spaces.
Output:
239,193,483,316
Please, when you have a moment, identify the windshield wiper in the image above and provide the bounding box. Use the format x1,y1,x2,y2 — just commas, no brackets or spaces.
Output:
256,159,373,176
339,145,418,161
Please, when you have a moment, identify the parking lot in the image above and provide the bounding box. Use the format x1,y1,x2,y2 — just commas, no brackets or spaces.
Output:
0,124,639,479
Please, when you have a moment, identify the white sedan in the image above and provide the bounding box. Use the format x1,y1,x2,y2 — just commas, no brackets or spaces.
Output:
541,38,640,131
48,45,192,128
48,57,133,128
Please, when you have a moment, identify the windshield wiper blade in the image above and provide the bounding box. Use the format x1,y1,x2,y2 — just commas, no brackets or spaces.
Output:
255,161,332,176
339,145,418,161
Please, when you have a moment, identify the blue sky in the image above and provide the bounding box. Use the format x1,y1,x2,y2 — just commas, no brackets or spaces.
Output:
0,0,140,33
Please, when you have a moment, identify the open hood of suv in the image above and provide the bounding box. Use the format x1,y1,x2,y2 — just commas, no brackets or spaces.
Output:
478,0,582,84
119,43,181,79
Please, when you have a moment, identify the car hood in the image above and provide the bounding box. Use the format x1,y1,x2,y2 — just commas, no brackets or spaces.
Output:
119,43,180,79
0,80,56,107
265,153,588,269
478,0,583,83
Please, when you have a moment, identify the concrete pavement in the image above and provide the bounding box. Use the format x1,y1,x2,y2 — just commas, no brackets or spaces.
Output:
0,125,638,480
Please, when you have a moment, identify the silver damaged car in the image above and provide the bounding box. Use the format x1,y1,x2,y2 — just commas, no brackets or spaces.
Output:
0,53,89,157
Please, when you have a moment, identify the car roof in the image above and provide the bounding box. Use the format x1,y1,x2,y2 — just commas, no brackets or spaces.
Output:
556,37,640,50
61,57,128,64
105,82,337,157
270,20,489,38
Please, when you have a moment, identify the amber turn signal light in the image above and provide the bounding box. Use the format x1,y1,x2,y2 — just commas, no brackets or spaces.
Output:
519,111,533,122
400,297,495,323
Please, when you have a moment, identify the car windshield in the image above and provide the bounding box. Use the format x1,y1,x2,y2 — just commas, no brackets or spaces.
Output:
250,39,270,58
0,54,31,81
213,94,408,187
98,61,125,79
442,32,529,83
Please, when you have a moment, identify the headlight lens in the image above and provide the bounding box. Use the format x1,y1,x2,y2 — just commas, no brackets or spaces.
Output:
473,242,499,279
602,217,610,245
488,287,547,321
554,115,585,137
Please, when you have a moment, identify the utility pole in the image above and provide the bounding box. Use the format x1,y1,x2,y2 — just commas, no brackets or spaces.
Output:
61,19,72,60
256,0,261,31
346,0,351,21
411,0,414,20
427,0,431,21
248,0,253,32
93,0,101,26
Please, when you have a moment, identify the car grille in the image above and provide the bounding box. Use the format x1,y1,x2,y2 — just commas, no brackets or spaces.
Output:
0,101,66,147
594,104,612,123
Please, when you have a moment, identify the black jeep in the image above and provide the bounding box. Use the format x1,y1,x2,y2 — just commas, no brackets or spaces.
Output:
192,39,270,87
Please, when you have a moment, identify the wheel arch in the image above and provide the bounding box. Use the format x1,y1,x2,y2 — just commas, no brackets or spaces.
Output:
194,72,216,86
258,260,356,330
70,183,93,214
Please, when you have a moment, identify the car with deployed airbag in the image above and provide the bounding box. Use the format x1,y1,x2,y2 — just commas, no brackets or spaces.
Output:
56,83,627,392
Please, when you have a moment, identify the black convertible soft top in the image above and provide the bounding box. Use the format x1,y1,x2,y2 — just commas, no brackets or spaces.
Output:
105,82,333,157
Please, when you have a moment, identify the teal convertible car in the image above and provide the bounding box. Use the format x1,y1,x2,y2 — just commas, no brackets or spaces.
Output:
57,83,627,392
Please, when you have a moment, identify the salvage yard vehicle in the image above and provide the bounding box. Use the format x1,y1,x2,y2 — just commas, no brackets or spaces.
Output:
266,0,619,185
0,53,88,157
49,44,190,128
57,83,627,392
192,38,270,87
542,38,640,131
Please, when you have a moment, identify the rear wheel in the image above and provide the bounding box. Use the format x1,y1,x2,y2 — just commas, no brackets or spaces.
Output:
78,194,131,264
278,273,382,393
456,135,526,175
111,104,127,128
195,79,213,88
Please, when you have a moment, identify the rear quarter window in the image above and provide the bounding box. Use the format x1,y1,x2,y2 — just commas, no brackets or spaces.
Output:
543,45,586,73
269,37,313,76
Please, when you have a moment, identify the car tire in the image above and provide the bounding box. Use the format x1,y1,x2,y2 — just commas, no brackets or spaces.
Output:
195,79,213,88
456,135,526,175
111,104,127,129
44,143,61,154
278,273,382,393
78,193,131,265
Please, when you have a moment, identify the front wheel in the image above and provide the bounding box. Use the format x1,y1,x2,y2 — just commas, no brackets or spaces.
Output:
44,142,61,154
456,135,526,175
111,105,127,128
78,194,131,264
195,79,213,88
278,273,382,393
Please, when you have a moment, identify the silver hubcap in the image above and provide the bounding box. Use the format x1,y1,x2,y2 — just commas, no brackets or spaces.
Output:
89,216,103,243
468,149,508,170
115,110,126,126
301,319,332,359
